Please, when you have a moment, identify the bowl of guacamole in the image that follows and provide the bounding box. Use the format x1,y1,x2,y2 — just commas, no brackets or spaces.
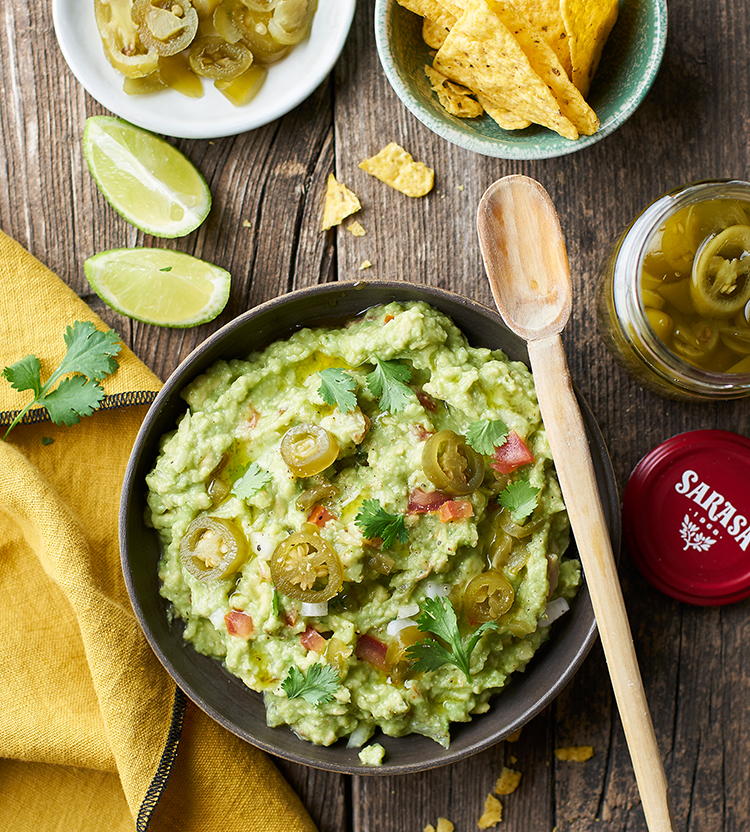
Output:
121,280,619,774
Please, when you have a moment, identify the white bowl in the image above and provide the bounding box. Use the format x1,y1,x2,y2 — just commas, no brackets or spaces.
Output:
52,0,356,140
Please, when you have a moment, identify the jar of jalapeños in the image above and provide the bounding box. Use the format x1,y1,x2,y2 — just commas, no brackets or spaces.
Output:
596,180,750,400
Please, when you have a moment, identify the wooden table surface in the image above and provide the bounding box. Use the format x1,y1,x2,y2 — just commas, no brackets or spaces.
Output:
3,0,749,830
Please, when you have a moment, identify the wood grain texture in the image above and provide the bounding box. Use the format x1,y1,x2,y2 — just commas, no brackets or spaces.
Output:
2,0,750,829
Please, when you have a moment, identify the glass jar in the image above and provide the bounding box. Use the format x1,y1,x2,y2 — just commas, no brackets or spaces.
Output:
596,179,750,400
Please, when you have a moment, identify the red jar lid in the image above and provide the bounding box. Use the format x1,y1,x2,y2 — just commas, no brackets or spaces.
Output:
622,430,750,606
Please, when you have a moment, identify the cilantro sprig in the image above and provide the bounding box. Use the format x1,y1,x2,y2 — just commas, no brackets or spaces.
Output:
232,461,272,499
498,481,540,523
465,419,509,455
407,596,498,683
366,356,415,413
355,498,408,547
318,367,358,413
281,663,340,706
2,321,121,440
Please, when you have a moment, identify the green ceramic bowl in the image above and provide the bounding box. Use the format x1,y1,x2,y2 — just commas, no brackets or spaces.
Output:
374,0,668,159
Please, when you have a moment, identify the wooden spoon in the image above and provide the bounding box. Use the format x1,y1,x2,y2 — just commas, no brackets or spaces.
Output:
477,175,675,832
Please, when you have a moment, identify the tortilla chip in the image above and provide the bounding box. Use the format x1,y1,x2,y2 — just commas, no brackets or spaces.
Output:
423,16,452,49
434,1,579,140
495,767,522,795
476,94,531,130
359,143,434,198
425,65,484,118
347,220,367,237
511,0,571,77
478,794,503,829
396,0,460,29
484,0,599,135
321,173,361,231
561,0,618,96
554,745,595,762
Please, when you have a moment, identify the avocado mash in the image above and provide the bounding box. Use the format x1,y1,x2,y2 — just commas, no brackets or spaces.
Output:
146,301,580,748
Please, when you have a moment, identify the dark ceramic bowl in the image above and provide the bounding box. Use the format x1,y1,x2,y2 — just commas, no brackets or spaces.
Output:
120,280,619,775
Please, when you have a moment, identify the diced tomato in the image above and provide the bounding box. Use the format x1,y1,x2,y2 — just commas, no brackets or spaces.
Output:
411,424,433,442
438,500,474,522
307,504,336,527
416,390,438,412
284,609,299,627
384,313,395,323
490,430,534,474
224,609,255,640
407,488,451,514
300,626,327,653
355,633,389,673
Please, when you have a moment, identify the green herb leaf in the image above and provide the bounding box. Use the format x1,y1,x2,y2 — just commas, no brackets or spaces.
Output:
1,321,121,440
366,356,414,413
2,355,43,396
497,480,540,523
281,663,340,706
465,419,509,455
41,436,54,446
272,588,281,618
318,367,358,413
354,498,408,547
232,462,272,500
57,321,122,382
406,596,498,683
43,374,107,426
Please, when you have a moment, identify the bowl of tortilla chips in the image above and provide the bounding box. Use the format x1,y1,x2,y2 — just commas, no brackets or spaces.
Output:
374,0,667,159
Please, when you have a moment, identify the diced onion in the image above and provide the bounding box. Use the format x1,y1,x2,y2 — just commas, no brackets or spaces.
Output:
250,530,276,559
425,581,450,599
397,603,420,619
538,597,570,628
346,722,374,749
208,609,225,629
301,601,328,617
386,618,415,636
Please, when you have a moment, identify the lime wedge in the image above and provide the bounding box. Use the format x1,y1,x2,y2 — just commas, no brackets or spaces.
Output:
84,248,231,328
83,116,211,238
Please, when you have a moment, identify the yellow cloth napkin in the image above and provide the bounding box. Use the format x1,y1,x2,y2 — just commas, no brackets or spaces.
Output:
0,230,317,832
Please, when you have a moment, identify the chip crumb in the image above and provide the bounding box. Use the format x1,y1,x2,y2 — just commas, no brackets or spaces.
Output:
478,794,503,829
505,728,522,742
347,220,367,237
458,184,464,191
424,818,454,832
321,173,361,230
359,142,434,198
359,260,373,270
554,745,594,762
242,219,252,227
495,767,522,795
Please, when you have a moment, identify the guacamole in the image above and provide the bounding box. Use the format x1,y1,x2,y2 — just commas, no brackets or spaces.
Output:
146,301,580,748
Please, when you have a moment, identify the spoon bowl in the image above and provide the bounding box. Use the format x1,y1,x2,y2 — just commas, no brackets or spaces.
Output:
478,176,571,340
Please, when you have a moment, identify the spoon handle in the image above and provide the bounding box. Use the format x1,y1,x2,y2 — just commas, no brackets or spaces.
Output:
527,333,675,832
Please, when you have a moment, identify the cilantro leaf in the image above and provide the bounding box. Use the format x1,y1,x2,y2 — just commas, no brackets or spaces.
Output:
318,367,357,413
57,321,121,382
2,321,121,440
281,663,340,706
406,596,498,683
44,375,106,426
2,355,43,396
497,481,540,523
465,419,509,455
232,462,272,499
354,498,408,547
366,356,414,413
